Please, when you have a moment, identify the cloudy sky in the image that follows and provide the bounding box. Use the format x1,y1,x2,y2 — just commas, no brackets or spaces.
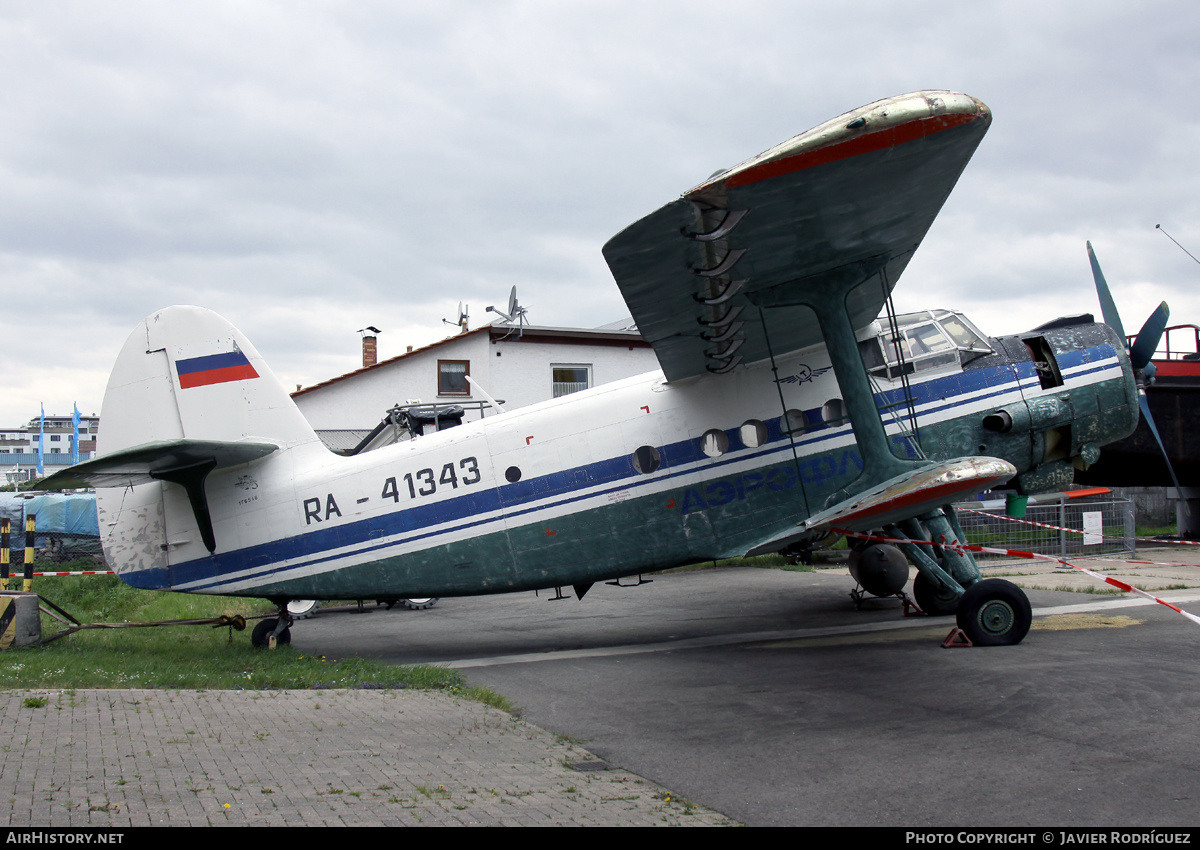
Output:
3,0,1198,426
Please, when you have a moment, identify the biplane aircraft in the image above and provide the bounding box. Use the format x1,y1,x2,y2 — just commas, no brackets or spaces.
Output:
41,91,1164,648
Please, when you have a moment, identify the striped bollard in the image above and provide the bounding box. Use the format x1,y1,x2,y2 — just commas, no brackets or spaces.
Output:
23,515,34,593
0,518,9,591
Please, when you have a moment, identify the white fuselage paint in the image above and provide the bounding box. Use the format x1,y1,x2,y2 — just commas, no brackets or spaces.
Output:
104,336,1124,596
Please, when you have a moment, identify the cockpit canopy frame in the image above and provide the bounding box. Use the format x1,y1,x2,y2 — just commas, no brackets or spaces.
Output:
859,309,992,380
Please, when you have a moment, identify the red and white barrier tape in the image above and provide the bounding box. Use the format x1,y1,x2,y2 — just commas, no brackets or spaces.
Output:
1118,558,1200,569
833,527,1200,627
16,570,115,577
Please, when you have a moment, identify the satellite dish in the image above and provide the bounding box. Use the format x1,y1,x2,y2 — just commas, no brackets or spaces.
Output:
486,287,529,327
442,303,470,332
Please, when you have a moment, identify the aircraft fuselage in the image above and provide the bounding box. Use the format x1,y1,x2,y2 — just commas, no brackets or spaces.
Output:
103,313,1135,601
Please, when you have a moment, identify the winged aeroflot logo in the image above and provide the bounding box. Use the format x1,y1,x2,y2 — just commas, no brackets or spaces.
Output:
775,364,832,385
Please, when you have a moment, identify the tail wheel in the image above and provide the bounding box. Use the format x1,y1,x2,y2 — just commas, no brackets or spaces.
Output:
251,618,292,648
401,598,439,610
955,579,1032,646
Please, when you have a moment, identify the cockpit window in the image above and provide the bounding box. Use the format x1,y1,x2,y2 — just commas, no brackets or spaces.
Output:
940,315,990,351
865,310,992,380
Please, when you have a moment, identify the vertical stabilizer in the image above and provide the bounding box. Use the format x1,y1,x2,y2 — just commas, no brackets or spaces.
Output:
102,306,320,455
92,306,323,580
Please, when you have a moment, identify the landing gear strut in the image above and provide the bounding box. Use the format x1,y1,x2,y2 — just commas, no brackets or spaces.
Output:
883,504,1033,645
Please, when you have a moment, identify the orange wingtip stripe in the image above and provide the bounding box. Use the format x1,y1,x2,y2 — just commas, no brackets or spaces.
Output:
725,112,981,189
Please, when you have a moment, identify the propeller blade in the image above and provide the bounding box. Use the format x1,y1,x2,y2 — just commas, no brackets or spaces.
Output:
1138,392,1190,514
1129,302,1169,371
1087,241,1126,340
1084,243,1185,515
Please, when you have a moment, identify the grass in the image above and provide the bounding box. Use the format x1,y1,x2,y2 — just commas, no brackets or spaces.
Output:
0,563,509,706
1136,525,1180,539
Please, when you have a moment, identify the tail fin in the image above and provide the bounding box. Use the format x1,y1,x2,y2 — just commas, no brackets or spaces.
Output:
102,305,320,453
40,307,323,571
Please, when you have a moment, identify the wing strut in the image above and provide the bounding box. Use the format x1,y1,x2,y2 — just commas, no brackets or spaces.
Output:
758,305,811,518
757,277,920,489
880,281,922,447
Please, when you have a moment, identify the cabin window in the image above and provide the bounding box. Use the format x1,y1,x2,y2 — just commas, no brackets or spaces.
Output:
552,364,591,398
505,466,522,483
632,445,661,474
700,429,729,458
739,420,767,448
437,360,470,396
822,399,848,428
782,409,808,436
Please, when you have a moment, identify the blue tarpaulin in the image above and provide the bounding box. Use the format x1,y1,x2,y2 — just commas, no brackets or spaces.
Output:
0,492,102,561
21,494,100,536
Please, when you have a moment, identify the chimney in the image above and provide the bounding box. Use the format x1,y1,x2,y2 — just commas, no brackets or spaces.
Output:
358,326,381,368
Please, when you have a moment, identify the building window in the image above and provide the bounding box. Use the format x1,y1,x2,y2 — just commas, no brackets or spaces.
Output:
438,360,470,396
552,364,591,398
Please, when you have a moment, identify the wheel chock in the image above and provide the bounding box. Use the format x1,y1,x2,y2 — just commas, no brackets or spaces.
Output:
902,595,925,618
941,628,973,648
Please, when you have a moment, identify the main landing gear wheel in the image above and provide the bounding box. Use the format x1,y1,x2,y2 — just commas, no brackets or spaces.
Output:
955,579,1032,646
251,618,292,648
401,598,438,610
913,573,960,617
286,599,320,619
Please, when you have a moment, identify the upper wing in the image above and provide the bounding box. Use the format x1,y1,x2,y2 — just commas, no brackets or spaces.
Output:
602,91,991,382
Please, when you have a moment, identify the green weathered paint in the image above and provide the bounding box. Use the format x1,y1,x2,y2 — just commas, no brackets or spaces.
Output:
245,452,857,600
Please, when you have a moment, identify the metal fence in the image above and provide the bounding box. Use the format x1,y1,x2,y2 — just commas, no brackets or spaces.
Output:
2,530,103,566
953,497,1136,561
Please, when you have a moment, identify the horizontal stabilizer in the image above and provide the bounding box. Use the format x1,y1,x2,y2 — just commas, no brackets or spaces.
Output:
37,439,278,491
745,457,1015,555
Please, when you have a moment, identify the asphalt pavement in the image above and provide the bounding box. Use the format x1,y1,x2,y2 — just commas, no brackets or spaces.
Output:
4,550,1198,827
292,551,1200,827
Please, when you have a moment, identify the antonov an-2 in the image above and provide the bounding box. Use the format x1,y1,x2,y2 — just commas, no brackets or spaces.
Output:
43,91,1161,648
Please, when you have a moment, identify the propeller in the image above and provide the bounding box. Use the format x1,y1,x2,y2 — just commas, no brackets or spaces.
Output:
1086,242,1186,503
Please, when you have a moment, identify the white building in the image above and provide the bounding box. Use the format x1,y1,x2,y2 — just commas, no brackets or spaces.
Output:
291,322,656,447
1,414,100,484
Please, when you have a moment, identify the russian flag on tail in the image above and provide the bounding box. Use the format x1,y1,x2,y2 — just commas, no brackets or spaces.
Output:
176,350,259,389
